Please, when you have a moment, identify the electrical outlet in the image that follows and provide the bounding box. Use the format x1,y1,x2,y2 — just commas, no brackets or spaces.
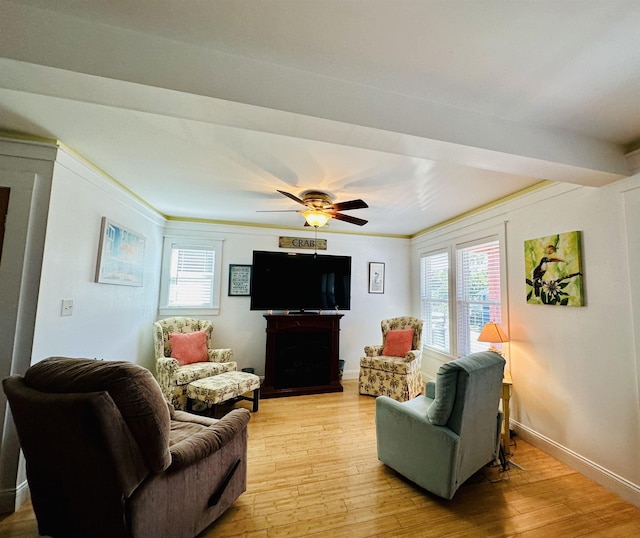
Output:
61,299,74,316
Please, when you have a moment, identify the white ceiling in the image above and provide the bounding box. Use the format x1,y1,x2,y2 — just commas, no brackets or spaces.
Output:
1,0,639,236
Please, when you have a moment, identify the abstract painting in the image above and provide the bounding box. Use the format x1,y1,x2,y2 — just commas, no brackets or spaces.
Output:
525,230,584,306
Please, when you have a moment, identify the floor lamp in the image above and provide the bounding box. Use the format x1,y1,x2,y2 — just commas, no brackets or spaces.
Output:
477,321,524,471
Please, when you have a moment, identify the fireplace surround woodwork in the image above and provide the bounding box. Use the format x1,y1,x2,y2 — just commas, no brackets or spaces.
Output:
262,314,343,398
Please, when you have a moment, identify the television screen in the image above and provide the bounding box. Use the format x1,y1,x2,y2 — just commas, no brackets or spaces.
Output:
250,250,351,311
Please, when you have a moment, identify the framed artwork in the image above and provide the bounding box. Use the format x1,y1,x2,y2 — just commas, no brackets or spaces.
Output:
368,262,385,294
524,230,584,306
228,264,252,296
95,217,146,286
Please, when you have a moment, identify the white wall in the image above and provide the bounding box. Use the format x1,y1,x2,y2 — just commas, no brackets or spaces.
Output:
507,182,639,489
31,149,165,371
163,221,412,379
25,143,412,379
411,178,640,505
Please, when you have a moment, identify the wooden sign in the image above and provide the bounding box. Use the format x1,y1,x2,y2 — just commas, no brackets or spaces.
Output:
279,236,327,250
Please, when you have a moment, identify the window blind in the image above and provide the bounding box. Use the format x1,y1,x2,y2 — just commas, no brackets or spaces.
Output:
168,247,215,307
420,251,450,353
456,239,501,356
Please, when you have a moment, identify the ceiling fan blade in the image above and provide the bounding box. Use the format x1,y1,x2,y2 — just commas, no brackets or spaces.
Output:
256,210,302,213
328,199,369,211
332,212,368,226
277,190,307,206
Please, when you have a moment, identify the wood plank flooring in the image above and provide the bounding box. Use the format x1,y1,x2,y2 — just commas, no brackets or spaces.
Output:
1,379,639,537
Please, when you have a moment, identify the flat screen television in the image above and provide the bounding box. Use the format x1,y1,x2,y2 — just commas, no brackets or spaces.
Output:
250,250,351,311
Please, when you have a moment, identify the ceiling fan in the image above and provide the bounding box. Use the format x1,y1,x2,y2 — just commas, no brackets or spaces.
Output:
261,189,369,227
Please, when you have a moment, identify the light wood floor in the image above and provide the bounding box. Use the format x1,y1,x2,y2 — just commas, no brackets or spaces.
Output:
2,379,639,537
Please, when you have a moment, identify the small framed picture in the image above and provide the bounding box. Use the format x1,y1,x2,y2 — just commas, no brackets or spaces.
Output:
368,262,385,294
228,264,252,296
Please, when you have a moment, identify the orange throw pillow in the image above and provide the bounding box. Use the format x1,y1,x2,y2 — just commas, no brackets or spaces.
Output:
382,329,415,357
169,331,208,365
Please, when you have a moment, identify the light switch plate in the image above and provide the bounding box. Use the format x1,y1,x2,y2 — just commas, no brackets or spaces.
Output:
61,299,73,316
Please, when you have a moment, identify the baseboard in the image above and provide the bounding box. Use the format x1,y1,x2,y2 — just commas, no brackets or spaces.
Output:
0,479,29,514
16,479,30,509
342,369,359,380
513,420,640,507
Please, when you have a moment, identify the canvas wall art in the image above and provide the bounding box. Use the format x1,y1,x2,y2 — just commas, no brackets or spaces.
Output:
95,217,146,286
524,230,584,306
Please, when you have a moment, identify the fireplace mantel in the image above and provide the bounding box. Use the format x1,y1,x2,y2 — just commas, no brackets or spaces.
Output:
261,314,344,398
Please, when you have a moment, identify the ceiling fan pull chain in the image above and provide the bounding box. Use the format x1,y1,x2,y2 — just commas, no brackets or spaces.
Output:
314,226,318,258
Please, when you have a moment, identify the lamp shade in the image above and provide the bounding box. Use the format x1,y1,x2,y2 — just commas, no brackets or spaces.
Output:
477,321,509,344
302,209,330,228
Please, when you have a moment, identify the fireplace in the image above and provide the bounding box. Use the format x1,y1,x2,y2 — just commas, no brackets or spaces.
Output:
262,314,343,398
274,331,331,388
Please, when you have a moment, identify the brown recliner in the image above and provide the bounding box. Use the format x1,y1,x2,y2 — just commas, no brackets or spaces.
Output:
2,357,251,538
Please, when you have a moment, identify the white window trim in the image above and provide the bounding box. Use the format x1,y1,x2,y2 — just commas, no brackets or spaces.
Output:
159,236,224,316
419,226,508,361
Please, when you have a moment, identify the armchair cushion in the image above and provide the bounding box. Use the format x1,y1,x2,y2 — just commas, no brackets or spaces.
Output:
170,331,208,365
382,329,415,357
173,361,233,386
426,365,458,425
168,408,250,469
359,355,416,375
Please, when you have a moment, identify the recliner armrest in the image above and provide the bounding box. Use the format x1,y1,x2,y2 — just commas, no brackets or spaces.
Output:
425,380,436,399
168,408,251,469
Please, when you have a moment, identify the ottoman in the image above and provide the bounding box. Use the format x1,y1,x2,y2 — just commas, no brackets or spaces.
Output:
186,371,261,413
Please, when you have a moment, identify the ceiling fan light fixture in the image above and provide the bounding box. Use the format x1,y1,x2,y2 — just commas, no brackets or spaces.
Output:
302,209,330,228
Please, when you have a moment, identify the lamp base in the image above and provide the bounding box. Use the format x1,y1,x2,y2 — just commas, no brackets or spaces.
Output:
486,345,503,355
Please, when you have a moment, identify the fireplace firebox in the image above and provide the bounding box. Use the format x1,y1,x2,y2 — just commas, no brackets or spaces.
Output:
262,314,343,398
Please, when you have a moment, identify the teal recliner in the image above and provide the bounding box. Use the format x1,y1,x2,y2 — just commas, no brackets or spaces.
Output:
376,351,505,500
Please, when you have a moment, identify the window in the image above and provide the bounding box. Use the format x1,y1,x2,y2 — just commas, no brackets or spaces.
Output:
159,238,223,315
420,251,450,353
168,247,215,307
420,237,502,357
456,239,502,356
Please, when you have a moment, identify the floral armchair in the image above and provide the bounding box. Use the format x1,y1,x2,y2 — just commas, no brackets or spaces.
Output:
154,317,236,410
358,316,423,402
